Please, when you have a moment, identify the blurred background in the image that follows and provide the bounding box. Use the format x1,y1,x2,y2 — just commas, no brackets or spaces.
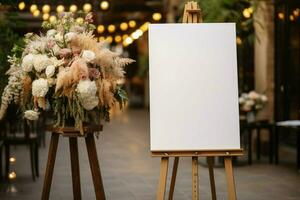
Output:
0,0,299,199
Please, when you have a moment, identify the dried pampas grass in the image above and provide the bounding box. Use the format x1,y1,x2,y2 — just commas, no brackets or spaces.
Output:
21,75,32,106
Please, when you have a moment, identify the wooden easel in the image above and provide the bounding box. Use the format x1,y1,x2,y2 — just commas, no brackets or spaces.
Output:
153,2,243,200
41,126,106,200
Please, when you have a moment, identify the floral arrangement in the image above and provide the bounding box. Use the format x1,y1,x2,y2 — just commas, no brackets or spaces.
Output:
239,91,268,112
0,13,134,133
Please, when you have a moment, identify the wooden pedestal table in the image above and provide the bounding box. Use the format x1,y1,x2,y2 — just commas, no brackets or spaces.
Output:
153,150,243,200
41,126,106,200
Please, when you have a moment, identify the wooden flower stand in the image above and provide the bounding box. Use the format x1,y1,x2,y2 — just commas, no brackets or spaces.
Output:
41,126,106,200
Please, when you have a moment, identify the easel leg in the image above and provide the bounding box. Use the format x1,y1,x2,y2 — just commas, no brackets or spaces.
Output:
85,134,106,200
224,157,237,200
207,157,216,200
41,132,59,200
157,157,169,200
168,157,179,200
192,157,199,200
69,137,82,200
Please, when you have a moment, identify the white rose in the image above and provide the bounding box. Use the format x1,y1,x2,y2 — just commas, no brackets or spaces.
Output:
45,65,56,78
82,96,99,110
65,32,76,42
24,110,39,121
22,54,35,72
76,80,98,110
32,78,49,97
52,44,61,56
33,54,52,72
82,50,96,63
46,29,57,37
54,33,63,41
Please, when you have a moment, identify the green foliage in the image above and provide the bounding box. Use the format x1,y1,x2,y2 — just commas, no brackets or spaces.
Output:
114,85,128,109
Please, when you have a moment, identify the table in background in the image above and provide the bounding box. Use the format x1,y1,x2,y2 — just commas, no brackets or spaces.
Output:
276,120,300,171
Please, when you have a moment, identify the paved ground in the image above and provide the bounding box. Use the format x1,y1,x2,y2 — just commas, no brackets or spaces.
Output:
0,109,300,199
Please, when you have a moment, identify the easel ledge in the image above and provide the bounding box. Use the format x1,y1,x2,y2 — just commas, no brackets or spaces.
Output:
152,149,243,157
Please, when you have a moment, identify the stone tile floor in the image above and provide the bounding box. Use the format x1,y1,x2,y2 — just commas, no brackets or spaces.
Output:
0,109,300,199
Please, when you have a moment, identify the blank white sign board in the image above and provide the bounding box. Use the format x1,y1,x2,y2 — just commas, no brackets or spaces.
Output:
149,23,240,151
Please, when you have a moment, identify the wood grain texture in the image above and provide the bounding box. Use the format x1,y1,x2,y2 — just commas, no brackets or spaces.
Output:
69,137,82,200
192,157,199,200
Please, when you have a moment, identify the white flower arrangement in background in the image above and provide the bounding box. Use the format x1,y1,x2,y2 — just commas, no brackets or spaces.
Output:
239,91,268,112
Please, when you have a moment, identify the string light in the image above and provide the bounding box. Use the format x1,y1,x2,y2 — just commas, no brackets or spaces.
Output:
43,13,50,20
42,4,51,13
83,3,92,13
293,8,300,17
108,24,116,33
69,4,77,13
120,22,128,31
140,22,149,32
248,7,254,14
9,157,16,163
129,20,136,28
243,8,251,18
100,1,110,10
278,12,284,20
8,171,17,180
115,35,122,43
18,2,25,10
33,10,40,17
30,4,38,13
236,36,242,45
49,15,57,22
152,13,162,21
122,34,128,40
123,37,133,46
99,36,106,42
289,15,295,21
106,36,113,44
97,25,105,33
56,5,65,13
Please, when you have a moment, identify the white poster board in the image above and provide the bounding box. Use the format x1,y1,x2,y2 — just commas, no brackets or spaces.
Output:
149,23,240,151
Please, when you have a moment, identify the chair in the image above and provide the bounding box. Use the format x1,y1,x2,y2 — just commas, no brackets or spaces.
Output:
240,120,274,165
3,119,39,181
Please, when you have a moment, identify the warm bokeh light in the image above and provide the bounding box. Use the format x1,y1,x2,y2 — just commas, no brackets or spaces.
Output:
122,34,129,40
243,8,251,18
42,4,51,13
108,24,116,33
9,157,16,163
30,4,38,13
43,13,50,20
123,37,133,46
115,35,122,43
76,17,84,24
8,171,17,180
83,3,92,13
293,8,300,17
289,15,295,21
18,2,25,10
100,1,110,10
69,4,78,13
278,12,284,20
56,5,65,13
106,36,113,43
236,36,242,45
248,7,254,14
129,20,136,28
33,10,40,17
99,36,106,42
140,22,150,32
49,15,57,22
152,13,162,21
120,22,128,31
97,25,105,33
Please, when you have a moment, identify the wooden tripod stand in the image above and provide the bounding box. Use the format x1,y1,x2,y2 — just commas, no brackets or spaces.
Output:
41,126,106,200
153,2,243,200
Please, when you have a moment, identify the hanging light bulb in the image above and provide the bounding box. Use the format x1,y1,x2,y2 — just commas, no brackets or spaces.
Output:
122,34,128,40
100,1,110,10
99,36,106,42
33,10,40,17
69,4,78,13
120,22,128,31
278,12,284,20
106,36,113,43
8,171,17,180
43,13,50,20
97,25,105,33
42,4,51,13
83,3,92,13
49,15,57,22
128,20,136,28
56,5,65,13
9,157,16,163
152,13,162,21
18,2,25,10
108,24,116,33
30,4,38,13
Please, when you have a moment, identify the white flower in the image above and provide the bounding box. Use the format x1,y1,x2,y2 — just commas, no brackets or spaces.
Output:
22,54,35,72
76,80,99,110
33,54,52,72
82,50,96,63
24,110,39,121
45,65,56,78
248,91,259,100
32,78,49,97
54,33,63,42
65,32,76,42
47,29,57,37
52,44,61,56
261,95,268,102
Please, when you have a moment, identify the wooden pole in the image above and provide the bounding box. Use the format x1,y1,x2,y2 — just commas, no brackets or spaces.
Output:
157,157,169,200
168,157,179,200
